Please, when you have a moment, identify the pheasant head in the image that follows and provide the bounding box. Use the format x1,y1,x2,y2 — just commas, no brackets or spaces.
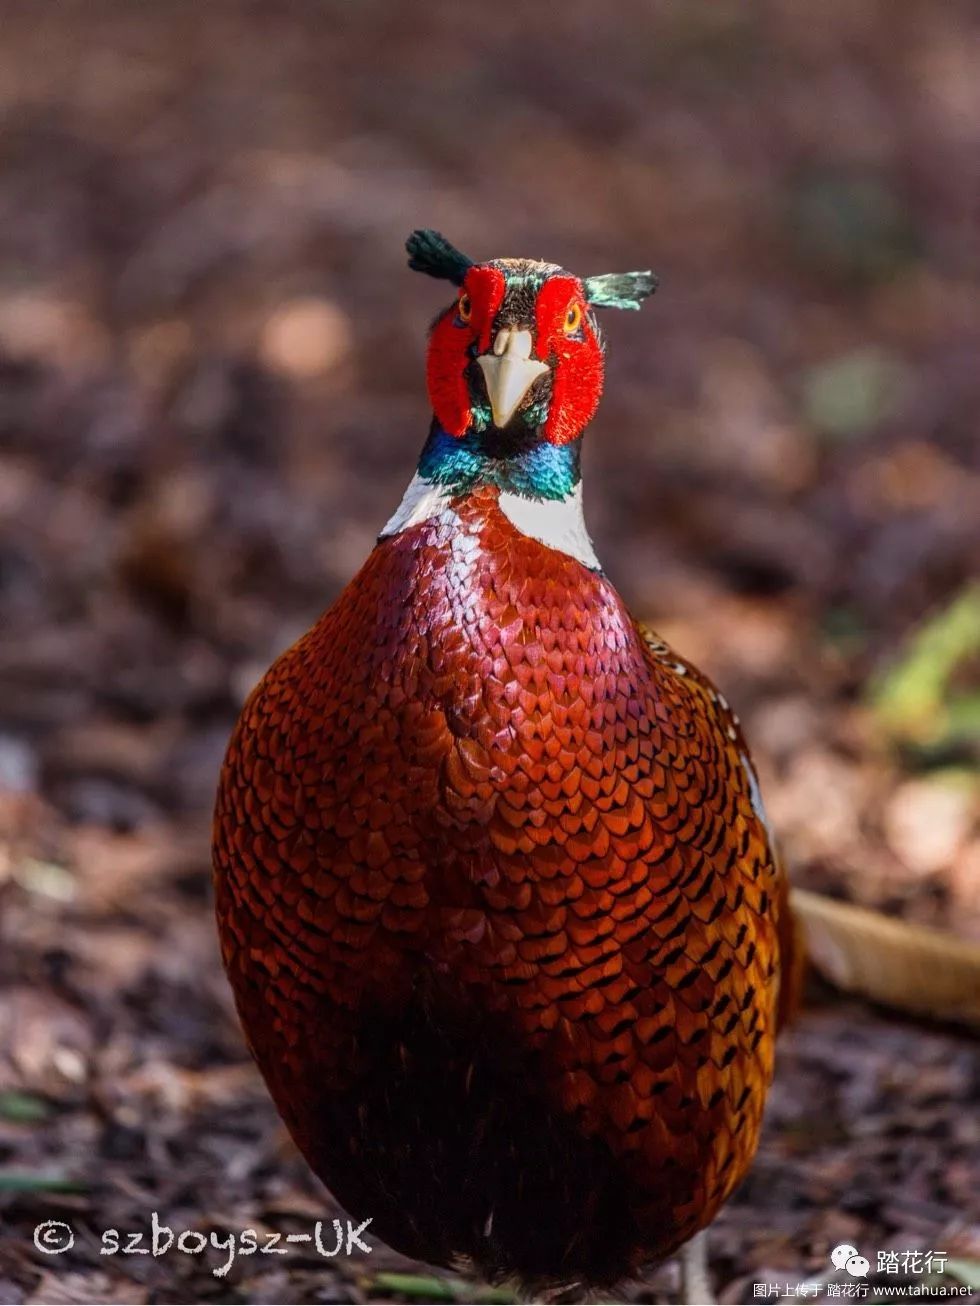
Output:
408,228,656,445
390,231,656,563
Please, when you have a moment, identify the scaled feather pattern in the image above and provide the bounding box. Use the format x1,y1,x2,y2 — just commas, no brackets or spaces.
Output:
213,490,789,1289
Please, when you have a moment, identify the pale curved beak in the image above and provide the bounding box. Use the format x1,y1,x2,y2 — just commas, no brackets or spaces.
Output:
476,328,549,429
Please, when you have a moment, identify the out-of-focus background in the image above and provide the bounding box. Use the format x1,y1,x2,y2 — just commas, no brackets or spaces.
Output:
0,3,977,1303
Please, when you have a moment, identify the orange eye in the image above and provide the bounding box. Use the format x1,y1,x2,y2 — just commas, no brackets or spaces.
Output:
457,292,472,323
563,302,583,334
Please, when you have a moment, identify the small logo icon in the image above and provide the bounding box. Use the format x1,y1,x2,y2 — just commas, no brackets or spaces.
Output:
34,1220,74,1255
831,1243,870,1277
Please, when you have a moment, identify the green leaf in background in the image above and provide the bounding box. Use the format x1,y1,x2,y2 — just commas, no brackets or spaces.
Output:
0,1091,51,1123
943,1259,980,1287
0,1171,86,1193
367,1272,516,1303
869,584,980,756
369,1273,456,1302
801,347,909,441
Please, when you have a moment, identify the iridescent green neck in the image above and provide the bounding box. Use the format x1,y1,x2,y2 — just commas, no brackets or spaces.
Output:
417,423,581,502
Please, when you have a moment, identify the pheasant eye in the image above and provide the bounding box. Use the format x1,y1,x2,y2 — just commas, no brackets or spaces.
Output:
457,292,472,323
563,302,583,334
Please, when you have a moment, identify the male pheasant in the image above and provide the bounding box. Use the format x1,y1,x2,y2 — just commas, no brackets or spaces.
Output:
213,231,944,1300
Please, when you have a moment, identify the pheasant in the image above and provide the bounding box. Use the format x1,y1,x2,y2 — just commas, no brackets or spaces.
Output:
212,231,980,1302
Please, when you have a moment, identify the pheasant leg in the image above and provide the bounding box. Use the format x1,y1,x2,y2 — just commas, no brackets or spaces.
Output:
679,1229,714,1305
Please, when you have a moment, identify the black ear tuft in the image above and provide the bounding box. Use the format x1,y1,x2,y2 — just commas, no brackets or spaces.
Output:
406,229,474,286
583,270,658,311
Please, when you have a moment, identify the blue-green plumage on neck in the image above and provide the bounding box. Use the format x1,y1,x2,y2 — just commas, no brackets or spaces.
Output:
417,423,581,502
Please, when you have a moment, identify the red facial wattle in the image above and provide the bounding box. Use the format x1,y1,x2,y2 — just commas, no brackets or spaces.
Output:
534,275,605,446
426,266,505,437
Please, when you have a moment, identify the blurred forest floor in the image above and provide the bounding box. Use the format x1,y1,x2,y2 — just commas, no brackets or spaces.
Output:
0,2,977,1303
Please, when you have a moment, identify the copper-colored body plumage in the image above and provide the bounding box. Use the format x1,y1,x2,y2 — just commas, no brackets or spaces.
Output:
213,489,792,1289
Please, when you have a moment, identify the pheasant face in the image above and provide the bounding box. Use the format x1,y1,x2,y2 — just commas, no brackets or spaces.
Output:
427,258,605,444
384,231,657,570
